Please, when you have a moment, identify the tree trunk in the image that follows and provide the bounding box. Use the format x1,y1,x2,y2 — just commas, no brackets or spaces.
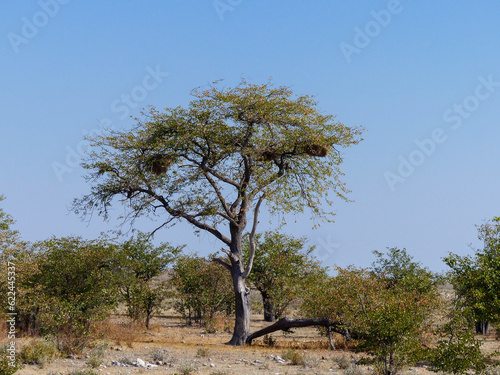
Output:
475,321,489,335
261,291,276,322
227,271,251,345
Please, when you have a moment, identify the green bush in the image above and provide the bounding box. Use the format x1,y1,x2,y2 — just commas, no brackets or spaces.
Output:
26,236,122,354
301,248,441,375
429,331,487,374
171,254,234,327
118,232,181,329
0,344,22,375
243,231,328,322
19,339,58,368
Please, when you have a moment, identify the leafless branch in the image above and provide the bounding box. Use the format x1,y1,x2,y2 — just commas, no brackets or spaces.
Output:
242,192,266,279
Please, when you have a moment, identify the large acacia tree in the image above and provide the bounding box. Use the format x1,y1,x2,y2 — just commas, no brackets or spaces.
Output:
73,80,363,345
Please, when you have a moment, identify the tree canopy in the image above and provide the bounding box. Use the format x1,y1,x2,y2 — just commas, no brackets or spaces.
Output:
73,79,363,234
72,79,363,344
444,217,500,331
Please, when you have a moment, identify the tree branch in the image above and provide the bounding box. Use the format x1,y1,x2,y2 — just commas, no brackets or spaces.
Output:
135,188,232,246
245,317,351,345
212,257,232,271
203,171,236,222
183,154,241,189
242,192,266,279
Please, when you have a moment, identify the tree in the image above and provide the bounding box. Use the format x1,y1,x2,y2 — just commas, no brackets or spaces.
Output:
429,300,488,375
242,231,327,322
26,236,122,353
118,232,181,329
0,196,34,336
72,79,363,344
444,217,500,334
170,254,234,328
371,247,439,294
300,265,440,375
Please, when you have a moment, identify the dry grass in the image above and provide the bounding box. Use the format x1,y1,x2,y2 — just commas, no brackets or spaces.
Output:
8,304,500,375
100,319,142,348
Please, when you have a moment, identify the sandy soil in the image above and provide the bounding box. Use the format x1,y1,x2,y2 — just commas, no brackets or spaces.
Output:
8,310,500,375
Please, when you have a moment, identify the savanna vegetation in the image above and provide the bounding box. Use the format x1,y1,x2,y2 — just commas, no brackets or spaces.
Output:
1,82,500,374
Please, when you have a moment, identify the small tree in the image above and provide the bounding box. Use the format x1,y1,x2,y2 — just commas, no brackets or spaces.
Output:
73,79,363,344
26,236,121,353
372,247,439,293
242,231,327,321
170,254,234,328
429,301,488,375
0,196,25,311
118,232,181,329
444,217,500,334
301,264,439,375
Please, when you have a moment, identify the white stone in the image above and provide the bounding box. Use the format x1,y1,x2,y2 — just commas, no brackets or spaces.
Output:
136,358,146,367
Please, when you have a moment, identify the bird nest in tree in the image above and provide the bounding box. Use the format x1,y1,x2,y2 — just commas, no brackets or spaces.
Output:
303,143,329,157
259,140,330,161
146,154,172,175
261,149,282,161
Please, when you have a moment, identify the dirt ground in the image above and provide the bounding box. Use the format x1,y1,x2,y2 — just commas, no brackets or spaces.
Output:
9,309,500,375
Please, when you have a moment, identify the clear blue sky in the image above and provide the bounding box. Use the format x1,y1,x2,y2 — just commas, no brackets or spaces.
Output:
1,1,499,272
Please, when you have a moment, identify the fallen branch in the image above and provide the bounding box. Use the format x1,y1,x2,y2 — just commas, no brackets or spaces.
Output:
245,317,354,346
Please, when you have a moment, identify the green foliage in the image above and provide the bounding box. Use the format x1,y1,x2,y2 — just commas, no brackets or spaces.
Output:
301,256,440,375
0,343,23,375
428,300,489,374
73,80,363,229
0,196,28,318
372,247,440,293
170,254,234,327
117,232,181,328
243,231,327,320
19,339,58,368
430,331,486,374
444,217,500,327
23,236,121,353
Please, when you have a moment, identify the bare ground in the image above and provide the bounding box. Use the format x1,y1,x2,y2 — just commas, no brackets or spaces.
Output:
8,308,499,375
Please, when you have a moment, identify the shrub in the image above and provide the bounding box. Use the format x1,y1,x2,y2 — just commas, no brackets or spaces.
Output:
86,343,107,368
150,348,169,363
301,248,442,375
0,344,23,375
19,339,58,368
118,232,181,329
196,347,209,357
282,349,306,366
263,334,277,347
444,217,500,333
243,231,328,322
23,236,122,354
171,254,234,327
177,361,197,375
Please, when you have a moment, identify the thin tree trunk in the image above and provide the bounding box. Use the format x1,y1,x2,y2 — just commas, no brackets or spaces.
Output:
261,291,276,322
475,321,489,335
328,325,335,350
